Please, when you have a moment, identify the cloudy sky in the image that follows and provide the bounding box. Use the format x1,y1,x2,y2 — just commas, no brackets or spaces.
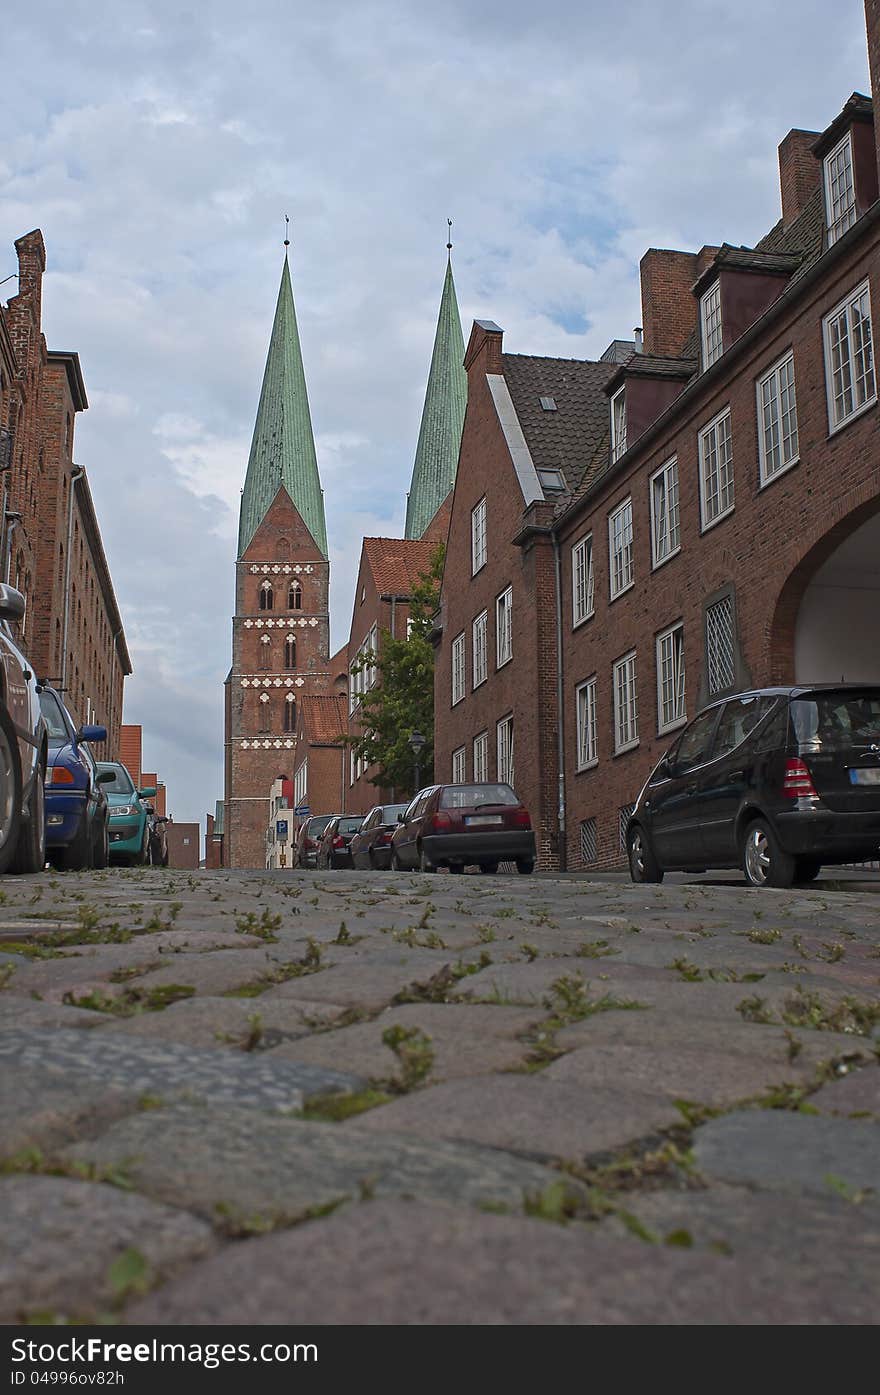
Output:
1,0,870,829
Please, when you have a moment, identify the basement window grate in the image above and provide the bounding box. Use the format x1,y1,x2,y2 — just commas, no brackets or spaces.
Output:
618,804,636,852
580,818,598,866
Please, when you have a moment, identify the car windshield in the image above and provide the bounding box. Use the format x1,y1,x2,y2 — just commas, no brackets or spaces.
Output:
380,804,408,822
337,817,364,834
38,690,70,740
97,763,135,795
306,816,333,836
440,783,519,809
792,691,880,750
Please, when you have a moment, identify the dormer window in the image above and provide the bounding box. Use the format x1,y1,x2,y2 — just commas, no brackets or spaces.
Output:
701,281,723,368
610,386,627,462
824,132,856,245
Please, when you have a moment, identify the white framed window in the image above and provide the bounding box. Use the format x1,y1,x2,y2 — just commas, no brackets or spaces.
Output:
349,623,378,711
824,132,857,246
823,280,876,432
656,623,686,733
699,408,734,529
613,651,638,753
473,730,489,783
650,457,680,567
452,746,466,783
611,386,627,462
701,281,723,368
496,587,513,667
757,352,799,484
706,595,735,695
471,497,487,574
294,760,308,808
575,676,598,770
572,534,594,625
608,498,634,599
472,610,488,688
497,714,514,786
350,747,357,787
451,632,465,705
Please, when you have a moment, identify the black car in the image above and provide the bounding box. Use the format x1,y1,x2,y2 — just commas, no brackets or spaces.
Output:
627,685,880,888
316,814,365,869
390,782,536,874
349,803,409,870
293,814,336,869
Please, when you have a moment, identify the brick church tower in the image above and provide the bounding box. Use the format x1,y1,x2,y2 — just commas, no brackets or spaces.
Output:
224,252,330,868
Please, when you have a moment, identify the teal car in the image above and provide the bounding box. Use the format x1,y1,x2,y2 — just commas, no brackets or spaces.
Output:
95,761,157,865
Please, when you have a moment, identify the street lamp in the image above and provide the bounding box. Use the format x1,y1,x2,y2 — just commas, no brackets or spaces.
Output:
408,730,426,794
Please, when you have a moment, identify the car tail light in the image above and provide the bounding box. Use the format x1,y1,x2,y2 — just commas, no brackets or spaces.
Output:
305,838,317,850
47,767,75,785
333,835,346,848
509,808,532,828
782,757,818,798
375,831,391,847
430,811,453,833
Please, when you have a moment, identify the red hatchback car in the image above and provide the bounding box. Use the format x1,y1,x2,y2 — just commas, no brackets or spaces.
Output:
390,782,536,874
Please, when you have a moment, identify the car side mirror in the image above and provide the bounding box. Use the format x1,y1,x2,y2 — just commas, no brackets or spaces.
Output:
397,813,405,823
97,770,116,784
139,786,158,798
78,725,107,743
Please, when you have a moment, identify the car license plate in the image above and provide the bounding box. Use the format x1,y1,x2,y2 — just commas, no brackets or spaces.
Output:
465,815,503,826
849,767,880,785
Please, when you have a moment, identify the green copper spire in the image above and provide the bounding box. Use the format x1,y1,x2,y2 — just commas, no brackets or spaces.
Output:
238,256,328,558
404,253,467,539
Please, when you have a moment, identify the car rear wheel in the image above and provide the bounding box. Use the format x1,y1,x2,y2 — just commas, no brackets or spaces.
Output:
795,856,821,883
0,704,23,876
60,810,93,872
448,863,463,875
516,858,534,875
93,816,109,870
12,762,46,874
479,862,498,874
628,826,664,884
742,819,796,889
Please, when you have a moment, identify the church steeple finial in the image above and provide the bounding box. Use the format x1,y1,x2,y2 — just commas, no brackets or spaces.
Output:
404,239,467,540
284,213,290,252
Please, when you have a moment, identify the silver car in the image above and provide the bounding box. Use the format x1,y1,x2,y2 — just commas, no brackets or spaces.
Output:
0,585,48,874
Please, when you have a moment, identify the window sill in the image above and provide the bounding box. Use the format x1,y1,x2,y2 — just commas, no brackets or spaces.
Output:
700,504,734,535
496,655,513,671
451,695,465,708
613,739,640,758
472,560,487,578
651,545,681,572
575,758,598,774
758,455,800,491
658,715,688,737
472,676,487,691
828,395,877,437
609,581,634,605
572,611,595,631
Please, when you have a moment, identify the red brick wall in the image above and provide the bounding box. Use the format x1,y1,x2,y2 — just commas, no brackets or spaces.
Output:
166,822,200,869
559,211,880,869
778,130,821,227
119,725,142,788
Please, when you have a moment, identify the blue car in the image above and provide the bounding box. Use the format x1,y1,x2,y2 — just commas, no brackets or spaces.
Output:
38,685,111,871
95,762,157,865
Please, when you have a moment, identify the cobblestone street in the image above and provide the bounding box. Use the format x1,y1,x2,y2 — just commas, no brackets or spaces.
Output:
1,866,878,1325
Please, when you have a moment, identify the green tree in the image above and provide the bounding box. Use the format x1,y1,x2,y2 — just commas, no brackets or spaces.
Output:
349,543,444,795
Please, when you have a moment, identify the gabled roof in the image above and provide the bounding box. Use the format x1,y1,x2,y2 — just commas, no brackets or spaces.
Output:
300,694,346,745
238,257,327,559
405,259,468,540
363,536,437,595
502,354,617,502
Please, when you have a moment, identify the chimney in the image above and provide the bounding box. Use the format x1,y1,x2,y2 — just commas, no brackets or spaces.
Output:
13,230,46,317
778,129,821,226
463,319,504,375
867,0,880,188
633,327,643,352
640,248,717,358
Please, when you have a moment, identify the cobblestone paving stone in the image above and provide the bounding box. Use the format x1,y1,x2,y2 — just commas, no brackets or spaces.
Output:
0,864,877,1324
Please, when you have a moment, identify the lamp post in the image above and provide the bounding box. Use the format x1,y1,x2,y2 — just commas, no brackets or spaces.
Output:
408,730,426,795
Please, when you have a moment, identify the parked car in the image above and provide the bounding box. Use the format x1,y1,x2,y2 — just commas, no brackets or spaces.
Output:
293,813,336,868
38,684,111,871
0,585,47,875
627,685,880,889
349,803,409,870
95,761,157,865
316,814,365,869
390,782,536,874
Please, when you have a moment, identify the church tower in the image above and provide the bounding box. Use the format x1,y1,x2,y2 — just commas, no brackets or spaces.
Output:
404,245,467,540
224,251,330,868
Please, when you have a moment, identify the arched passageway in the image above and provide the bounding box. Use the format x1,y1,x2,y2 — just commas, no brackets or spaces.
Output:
794,511,880,685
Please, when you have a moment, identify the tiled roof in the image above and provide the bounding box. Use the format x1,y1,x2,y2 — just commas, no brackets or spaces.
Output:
363,536,437,595
301,695,347,745
813,92,873,159
502,354,616,501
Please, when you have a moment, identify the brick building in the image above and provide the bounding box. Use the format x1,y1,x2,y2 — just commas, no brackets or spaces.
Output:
205,800,224,869
224,253,333,868
290,694,348,823
435,0,880,872
0,230,130,751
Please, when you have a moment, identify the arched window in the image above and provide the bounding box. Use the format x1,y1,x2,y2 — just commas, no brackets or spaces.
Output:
259,636,272,671
284,694,297,732
259,580,274,611
288,582,302,610
258,692,271,732
284,635,296,669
